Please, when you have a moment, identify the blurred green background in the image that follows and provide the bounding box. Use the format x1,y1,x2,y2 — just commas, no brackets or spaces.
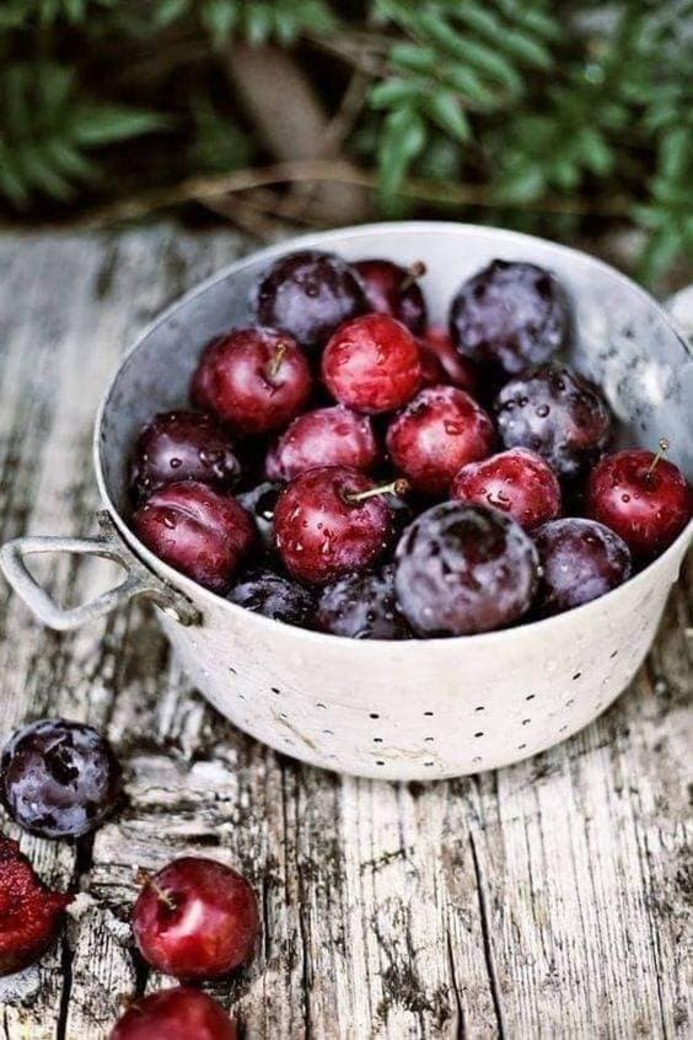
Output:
2,0,691,285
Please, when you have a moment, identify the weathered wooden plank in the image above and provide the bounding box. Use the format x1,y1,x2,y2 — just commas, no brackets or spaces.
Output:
0,229,690,1040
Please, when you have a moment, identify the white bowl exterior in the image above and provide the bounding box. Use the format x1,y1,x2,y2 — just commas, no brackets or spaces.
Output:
96,223,693,780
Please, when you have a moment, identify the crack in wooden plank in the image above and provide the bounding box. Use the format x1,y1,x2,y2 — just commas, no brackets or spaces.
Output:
469,831,505,1040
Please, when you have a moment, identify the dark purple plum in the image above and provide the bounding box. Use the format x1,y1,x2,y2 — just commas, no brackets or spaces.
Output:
252,250,367,354
236,481,283,550
228,569,315,627
533,518,632,616
449,259,569,375
132,481,256,594
494,362,612,480
129,409,241,505
395,502,539,636
316,564,413,640
1,719,122,839
354,259,427,335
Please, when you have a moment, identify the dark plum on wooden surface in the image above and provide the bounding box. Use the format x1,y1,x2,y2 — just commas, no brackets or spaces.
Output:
1,719,122,839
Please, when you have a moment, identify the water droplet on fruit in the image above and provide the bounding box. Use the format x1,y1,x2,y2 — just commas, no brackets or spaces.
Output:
621,493,630,503
163,516,176,529
170,458,182,469
536,404,550,418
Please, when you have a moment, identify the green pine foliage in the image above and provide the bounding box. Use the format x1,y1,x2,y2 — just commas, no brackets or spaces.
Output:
0,0,690,282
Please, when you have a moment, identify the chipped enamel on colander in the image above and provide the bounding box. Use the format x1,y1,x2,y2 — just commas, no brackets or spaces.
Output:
2,223,691,780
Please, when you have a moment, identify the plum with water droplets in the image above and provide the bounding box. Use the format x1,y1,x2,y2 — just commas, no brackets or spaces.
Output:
533,518,632,616
316,564,413,640
252,250,367,354
265,405,380,481
228,569,315,627
449,260,569,375
585,447,690,559
190,327,311,435
1,719,122,839
386,385,495,497
395,502,539,636
451,447,561,531
322,313,422,414
494,362,612,480
273,467,400,585
132,481,256,594
129,410,241,505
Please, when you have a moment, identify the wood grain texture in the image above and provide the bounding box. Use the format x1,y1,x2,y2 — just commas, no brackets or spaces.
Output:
0,228,690,1040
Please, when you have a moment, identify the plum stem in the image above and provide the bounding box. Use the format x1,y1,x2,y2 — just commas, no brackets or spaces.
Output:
135,868,177,910
646,437,669,479
267,341,288,380
345,477,410,504
400,260,426,292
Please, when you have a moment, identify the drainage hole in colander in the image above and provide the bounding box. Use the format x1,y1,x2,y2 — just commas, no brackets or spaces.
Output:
237,693,245,700
323,728,333,736
423,711,434,717
229,666,237,675
518,743,527,750
522,719,531,726
610,650,618,659
475,706,485,713
376,760,385,766
572,672,582,680
271,686,280,695
474,731,484,738
566,698,575,707
559,725,568,733
472,755,482,765
279,712,289,720
424,762,434,767
424,737,434,743
369,712,380,719
316,702,327,709
373,737,383,743
525,694,535,701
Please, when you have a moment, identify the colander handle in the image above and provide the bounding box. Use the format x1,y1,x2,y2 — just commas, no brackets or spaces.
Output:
0,512,200,631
